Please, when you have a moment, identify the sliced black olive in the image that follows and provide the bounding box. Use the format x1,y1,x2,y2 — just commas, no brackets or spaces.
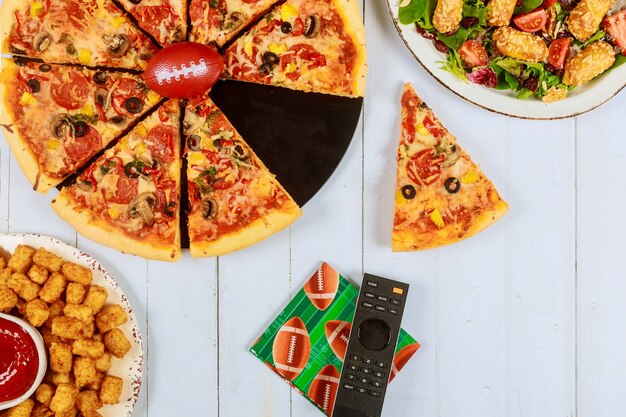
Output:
281,22,292,34
110,115,125,124
125,97,143,114
66,44,77,55
39,64,51,72
14,57,28,67
187,135,201,151
73,121,88,137
93,71,108,85
259,62,273,75
124,161,143,178
94,88,108,108
444,177,461,194
401,185,416,199
163,201,177,217
27,79,40,93
34,31,52,52
106,34,130,57
304,15,320,38
129,0,141,4
262,52,280,65
51,115,73,139
202,198,218,219
232,144,246,159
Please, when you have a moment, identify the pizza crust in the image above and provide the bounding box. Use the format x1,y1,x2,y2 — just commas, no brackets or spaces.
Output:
190,202,301,257
51,193,182,262
0,0,22,53
334,0,367,97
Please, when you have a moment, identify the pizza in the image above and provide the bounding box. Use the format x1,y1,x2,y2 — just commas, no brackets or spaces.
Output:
223,0,367,97
0,59,161,193
51,100,182,261
189,0,282,47
392,83,508,251
117,0,187,46
183,96,301,257
1,0,158,70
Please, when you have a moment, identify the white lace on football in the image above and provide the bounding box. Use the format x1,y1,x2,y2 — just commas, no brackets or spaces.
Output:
156,59,209,85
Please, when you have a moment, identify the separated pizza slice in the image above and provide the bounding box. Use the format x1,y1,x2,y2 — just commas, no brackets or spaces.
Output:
117,0,187,46
1,0,158,70
183,96,301,257
52,100,182,261
190,0,282,47
392,83,508,251
222,0,367,97
0,59,162,193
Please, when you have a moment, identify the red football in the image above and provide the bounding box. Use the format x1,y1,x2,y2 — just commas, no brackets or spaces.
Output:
272,316,311,380
304,262,340,310
324,320,351,361
389,342,421,382
308,364,340,415
143,42,223,99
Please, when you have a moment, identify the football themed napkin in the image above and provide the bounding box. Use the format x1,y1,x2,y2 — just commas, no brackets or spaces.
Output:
250,262,420,415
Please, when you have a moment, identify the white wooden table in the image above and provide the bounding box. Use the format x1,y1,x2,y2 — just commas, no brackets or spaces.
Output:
2,1,625,416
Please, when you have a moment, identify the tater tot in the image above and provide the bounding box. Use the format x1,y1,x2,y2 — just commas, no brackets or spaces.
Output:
83,285,108,314
7,245,35,274
566,0,613,41
65,283,86,304
7,272,40,301
86,372,104,391
76,390,103,413
52,316,88,340
99,376,123,404
51,372,74,386
563,41,616,86
36,383,56,405
433,0,464,33
24,298,50,327
82,411,103,417
31,403,54,417
493,27,549,62
74,357,98,389
0,256,6,271
61,263,92,285
50,342,73,373
104,328,132,358
6,398,34,417
54,407,78,417
39,272,67,304
72,339,105,359
27,264,49,285
1,267,13,286
45,299,66,327
63,304,94,325
94,352,112,372
33,247,65,272
95,305,128,333
40,326,61,348
487,0,517,26
0,285,18,311
49,383,79,413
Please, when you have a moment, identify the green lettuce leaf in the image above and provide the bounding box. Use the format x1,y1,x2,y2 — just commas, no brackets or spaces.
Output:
514,0,543,14
440,49,467,81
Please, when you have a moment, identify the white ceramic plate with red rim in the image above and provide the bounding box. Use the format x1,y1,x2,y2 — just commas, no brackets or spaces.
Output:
0,233,143,416
386,0,626,119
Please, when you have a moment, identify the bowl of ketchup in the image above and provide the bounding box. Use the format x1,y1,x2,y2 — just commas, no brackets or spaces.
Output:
0,313,47,410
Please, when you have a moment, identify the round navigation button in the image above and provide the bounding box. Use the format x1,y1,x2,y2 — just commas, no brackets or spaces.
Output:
357,318,391,351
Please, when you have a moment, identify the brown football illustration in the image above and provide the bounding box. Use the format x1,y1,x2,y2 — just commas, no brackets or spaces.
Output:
389,342,421,382
308,364,340,415
272,316,311,380
304,262,340,310
324,320,352,361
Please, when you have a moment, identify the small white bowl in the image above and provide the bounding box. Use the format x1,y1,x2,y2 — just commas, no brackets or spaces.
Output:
0,313,47,411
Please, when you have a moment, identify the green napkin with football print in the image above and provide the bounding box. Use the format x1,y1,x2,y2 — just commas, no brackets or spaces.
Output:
250,262,420,415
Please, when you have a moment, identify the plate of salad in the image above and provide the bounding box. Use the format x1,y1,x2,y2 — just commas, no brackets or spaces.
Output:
387,0,625,119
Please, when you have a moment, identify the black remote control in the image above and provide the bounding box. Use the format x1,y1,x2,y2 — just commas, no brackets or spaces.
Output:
331,273,410,417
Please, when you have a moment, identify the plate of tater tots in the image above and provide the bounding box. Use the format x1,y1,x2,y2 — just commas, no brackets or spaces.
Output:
388,0,626,119
0,233,143,417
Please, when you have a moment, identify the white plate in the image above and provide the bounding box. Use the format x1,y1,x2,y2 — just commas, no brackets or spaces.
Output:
386,0,626,119
0,233,143,417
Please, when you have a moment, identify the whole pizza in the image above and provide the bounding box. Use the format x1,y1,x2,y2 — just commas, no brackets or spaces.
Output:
0,0,368,261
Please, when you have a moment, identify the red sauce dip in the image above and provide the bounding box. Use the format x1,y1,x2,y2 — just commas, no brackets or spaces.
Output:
0,316,39,403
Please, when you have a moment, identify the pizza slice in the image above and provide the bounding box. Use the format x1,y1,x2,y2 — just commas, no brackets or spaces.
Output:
1,0,158,70
117,0,187,46
222,0,367,97
51,100,182,262
183,96,301,257
392,83,508,251
0,59,162,193
189,0,282,47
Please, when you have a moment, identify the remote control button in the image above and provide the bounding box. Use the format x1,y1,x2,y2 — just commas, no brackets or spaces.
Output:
366,281,378,288
376,295,389,302
375,305,387,312
357,318,391,351
376,361,386,368
371,380,382,388
374,371,385,379
369,390,381,398
389,308,399,315
350,354,361,361
364,292,375,299
359,377,370,384
363,358,373,365
362,301,374,308
357,387,368,395
343,383,355,391
390,298,401,306
348,364,359,371
361,367,372,375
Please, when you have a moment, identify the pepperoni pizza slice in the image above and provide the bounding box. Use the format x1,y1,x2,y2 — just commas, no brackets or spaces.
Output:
183,96,301,257
0,59,162,193
1,0,158,70
189,0,282,47
52,100,182,261
392,83,508,251
117,0,187,46
222,0,367,97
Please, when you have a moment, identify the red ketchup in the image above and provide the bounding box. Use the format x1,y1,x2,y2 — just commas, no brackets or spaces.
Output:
0,316,39,403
